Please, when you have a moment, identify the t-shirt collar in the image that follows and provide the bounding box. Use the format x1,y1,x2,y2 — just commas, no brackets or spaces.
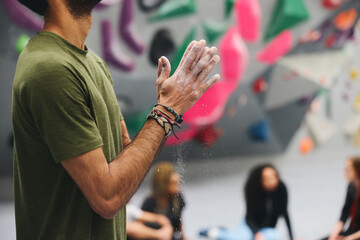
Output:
37,31,89,56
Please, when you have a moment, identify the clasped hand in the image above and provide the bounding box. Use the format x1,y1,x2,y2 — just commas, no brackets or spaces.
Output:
156,40,220,116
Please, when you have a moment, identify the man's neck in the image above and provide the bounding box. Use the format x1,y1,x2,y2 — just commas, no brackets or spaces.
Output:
43,3,92,50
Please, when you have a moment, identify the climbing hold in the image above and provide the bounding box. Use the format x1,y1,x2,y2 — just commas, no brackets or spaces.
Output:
324,33,336,48
298,30,321,44
16,34,30,54
225,0,236,19
353,93,360,112
119,0,146,54
95,0,121,9
219,27,249,84
322,0,345,10
194,125,223,147
137,0,166,13
350,68,359,81
248,120,270,142
342,92,350,101
170,27,197,76
264,0,309,41
257,30,293,65
149,29,176,66
234,0,261,43
3,0,43,31
252,77,267,94
299,137,314,155
202,20,228,44
148,0,197,22
334,8,358,31
101,19,135,72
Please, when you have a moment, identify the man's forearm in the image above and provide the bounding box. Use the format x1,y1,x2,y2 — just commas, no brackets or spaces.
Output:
61,114,170,219
103,119,167,217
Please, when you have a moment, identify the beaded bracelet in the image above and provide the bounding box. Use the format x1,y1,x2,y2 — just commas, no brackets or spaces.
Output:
154,103,183,124
147,108,181,139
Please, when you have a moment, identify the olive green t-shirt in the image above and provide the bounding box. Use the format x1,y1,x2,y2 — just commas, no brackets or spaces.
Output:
12,31,125,240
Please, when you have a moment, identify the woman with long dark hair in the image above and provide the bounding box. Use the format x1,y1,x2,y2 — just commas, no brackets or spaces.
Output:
322,157,360,240
199,164,293,240
244,164,293,240
141,162,186,240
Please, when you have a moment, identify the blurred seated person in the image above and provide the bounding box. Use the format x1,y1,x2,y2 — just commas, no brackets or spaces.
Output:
126,204,173,240
199,164,293,240
141,162,186,240
322,157,360,240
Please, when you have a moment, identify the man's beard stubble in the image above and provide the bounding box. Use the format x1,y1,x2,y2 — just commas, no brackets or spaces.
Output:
65,0,101,19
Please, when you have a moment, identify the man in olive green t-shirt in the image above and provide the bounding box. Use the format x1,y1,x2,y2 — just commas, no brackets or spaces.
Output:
12,0,220,239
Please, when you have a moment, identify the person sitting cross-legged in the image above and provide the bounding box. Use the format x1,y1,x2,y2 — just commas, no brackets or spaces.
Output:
127,204,173,240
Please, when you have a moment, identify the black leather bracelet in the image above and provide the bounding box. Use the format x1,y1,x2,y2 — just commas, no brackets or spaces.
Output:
154,103,183,124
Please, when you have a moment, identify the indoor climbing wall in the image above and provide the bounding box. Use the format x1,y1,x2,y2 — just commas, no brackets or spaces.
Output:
1,0,360,175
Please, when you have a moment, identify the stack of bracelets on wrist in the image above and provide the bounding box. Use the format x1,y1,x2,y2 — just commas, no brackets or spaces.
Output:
147,108,181,139
154,103,183,124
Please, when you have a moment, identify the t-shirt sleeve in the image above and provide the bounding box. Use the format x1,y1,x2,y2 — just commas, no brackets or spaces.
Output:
97,56,124,122
27,64,103,162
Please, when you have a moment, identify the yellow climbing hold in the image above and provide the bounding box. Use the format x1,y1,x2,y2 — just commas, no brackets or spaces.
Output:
354,93,360,112
350,68,359,80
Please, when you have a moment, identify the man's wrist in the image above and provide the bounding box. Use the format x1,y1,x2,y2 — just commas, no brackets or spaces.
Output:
154,105,176,121
155,103,183,124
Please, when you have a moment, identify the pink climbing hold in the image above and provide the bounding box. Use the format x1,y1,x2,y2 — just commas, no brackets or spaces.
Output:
257,30,293,65
182,82,234,126
219,27,249,85
234,0,261,43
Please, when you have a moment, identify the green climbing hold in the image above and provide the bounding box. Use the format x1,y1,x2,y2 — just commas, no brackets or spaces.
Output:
264,0,309,41
16,34,30,54
317,88,328,97
170,26,197,76
225,0,236,19
202,20,228,44
148,0,197,22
